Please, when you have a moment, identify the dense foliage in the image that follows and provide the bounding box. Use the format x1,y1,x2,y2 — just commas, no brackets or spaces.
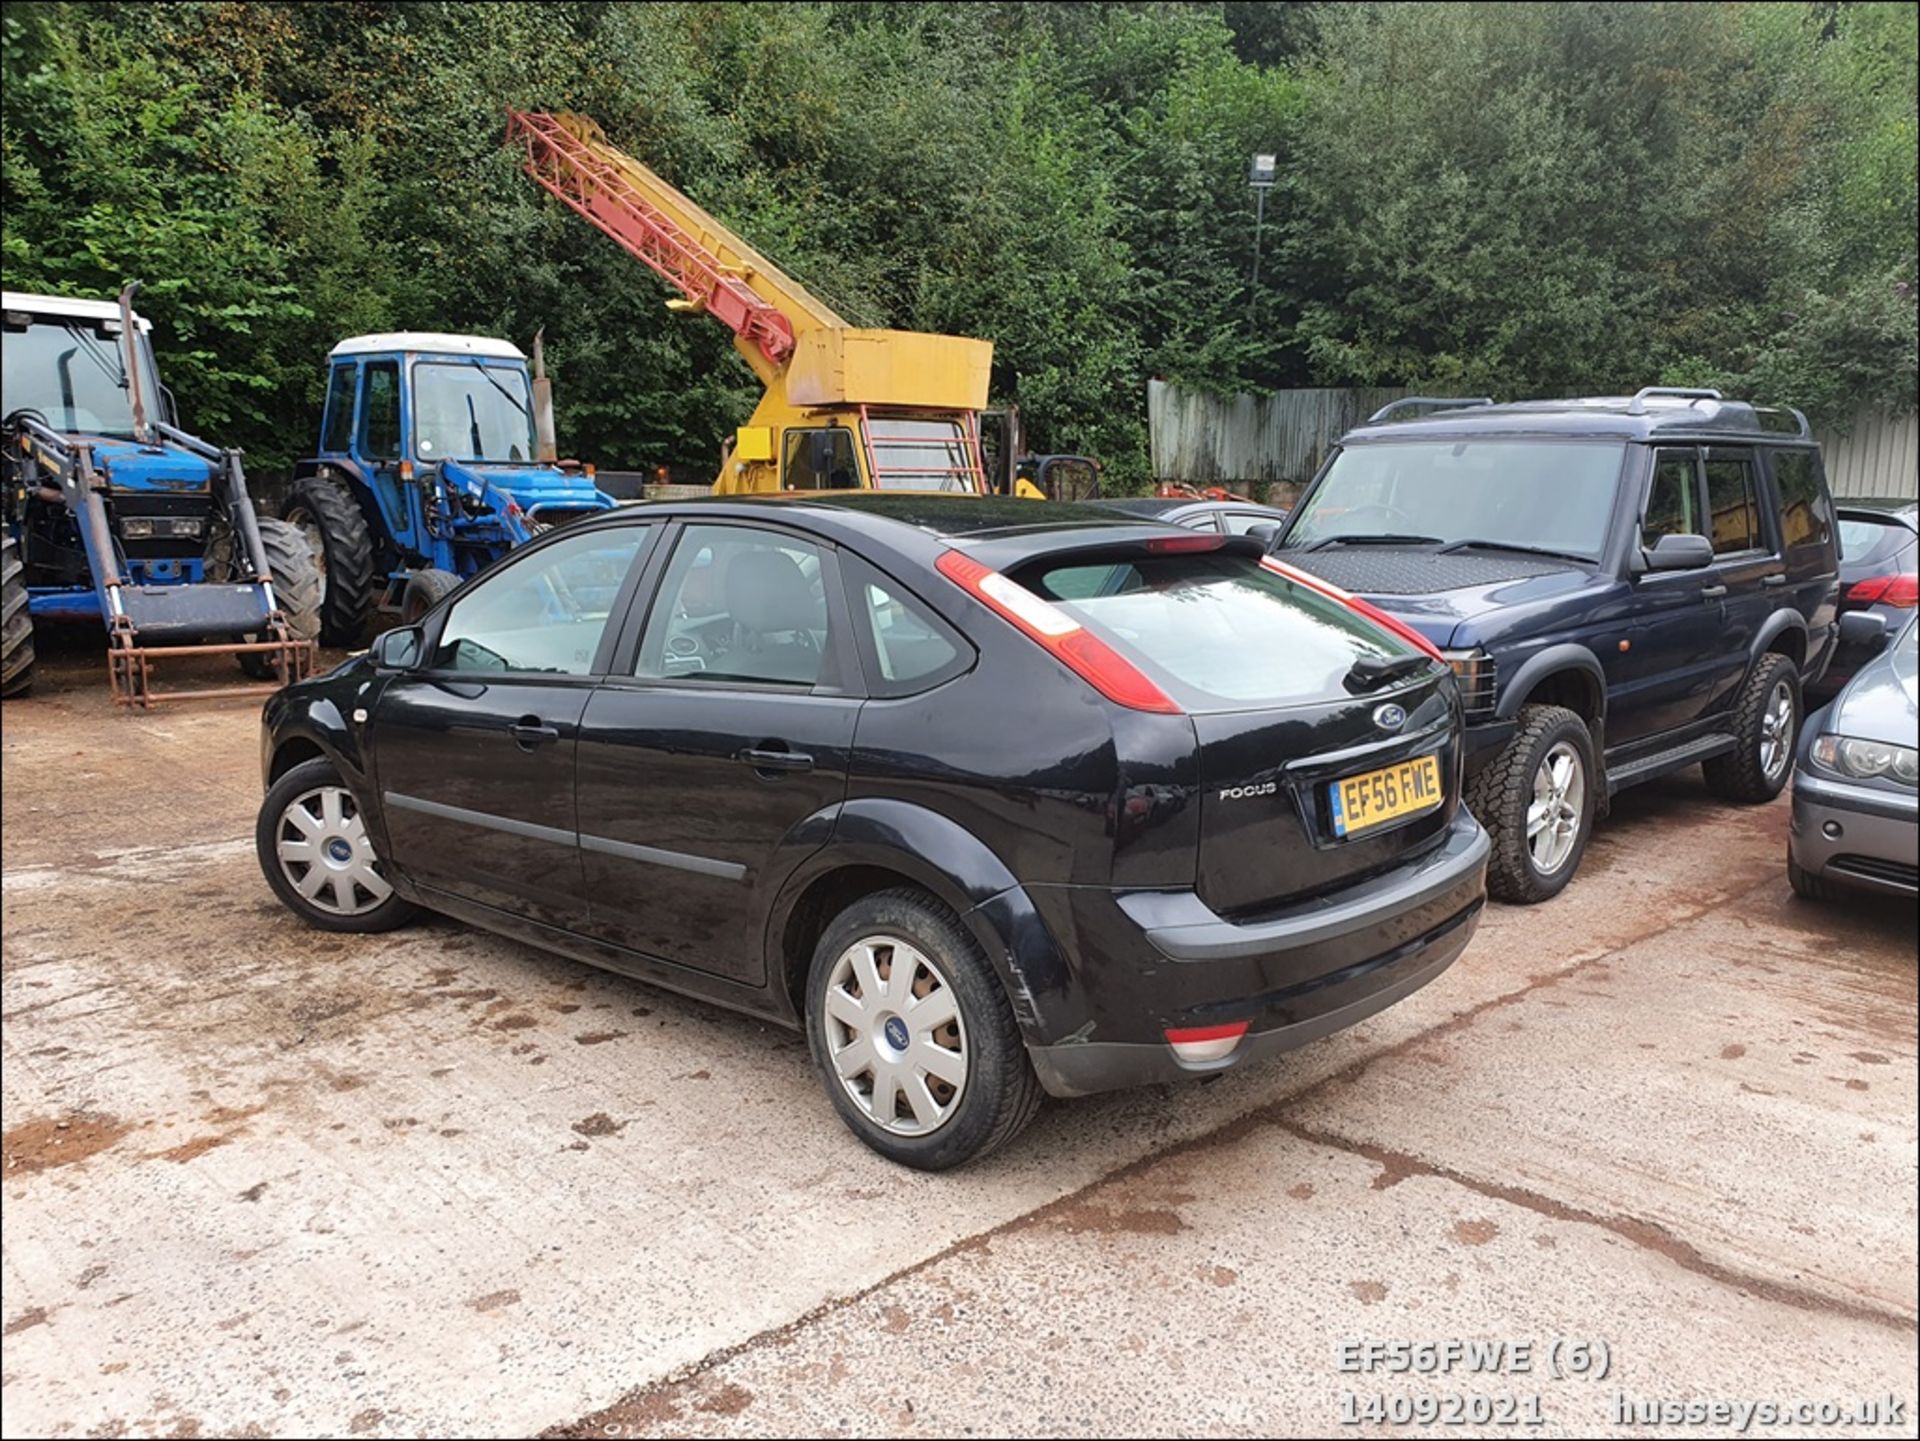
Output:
3,2,1913,485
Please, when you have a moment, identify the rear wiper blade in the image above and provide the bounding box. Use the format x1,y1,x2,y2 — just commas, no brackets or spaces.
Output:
1436,538,1589,564
1345,652,1432,691
1305,533,1445,551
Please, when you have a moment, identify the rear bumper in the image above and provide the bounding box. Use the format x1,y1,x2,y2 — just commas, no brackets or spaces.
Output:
1024,814,1489,1098
1789,769,1919,897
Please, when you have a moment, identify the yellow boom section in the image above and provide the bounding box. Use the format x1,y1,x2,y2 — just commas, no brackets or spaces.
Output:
508,109,992,492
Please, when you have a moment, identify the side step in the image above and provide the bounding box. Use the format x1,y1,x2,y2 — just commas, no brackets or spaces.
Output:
1606,732,1736,795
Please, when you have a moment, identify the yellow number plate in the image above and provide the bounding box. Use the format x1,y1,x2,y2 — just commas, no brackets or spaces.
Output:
1330,754,1443,838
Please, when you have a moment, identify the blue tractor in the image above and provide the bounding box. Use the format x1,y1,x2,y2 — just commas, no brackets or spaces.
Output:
2,287,320,705
283,331,616,640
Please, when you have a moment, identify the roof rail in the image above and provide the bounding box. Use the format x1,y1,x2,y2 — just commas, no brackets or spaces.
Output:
1751,405,1812,439
1365,396,1495,425
1627,386,1721,415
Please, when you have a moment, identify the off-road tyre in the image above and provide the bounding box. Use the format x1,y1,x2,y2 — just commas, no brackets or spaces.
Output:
399,567,460,625
2,531,33,699
1464,703,1597,905
1702,654,1800,804
284,472,376,645
238,519,321,680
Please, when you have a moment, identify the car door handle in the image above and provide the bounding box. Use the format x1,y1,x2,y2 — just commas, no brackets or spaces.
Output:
739,746,814,774
1761,573,1787,588
509,717,561,749
1700,585,1728,600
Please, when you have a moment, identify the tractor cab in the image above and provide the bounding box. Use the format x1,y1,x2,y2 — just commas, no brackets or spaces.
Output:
289,333,616,638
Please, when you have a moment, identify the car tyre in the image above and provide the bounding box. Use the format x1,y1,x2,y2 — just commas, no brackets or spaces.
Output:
1787,855,1847,903
805,887,1042,1170
257,757,418,933
1464,704,1596,905
1703,654,1800,804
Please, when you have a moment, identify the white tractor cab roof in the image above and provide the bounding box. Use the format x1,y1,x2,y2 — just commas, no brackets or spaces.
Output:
2,290,152,332
329,332,525,361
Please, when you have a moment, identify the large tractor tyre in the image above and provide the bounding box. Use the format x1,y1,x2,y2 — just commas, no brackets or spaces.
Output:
284,473,376,646
2,531,34,700
1703,654,1801,804
399,568,460,625
1464,704,1598,905
238,519,322,680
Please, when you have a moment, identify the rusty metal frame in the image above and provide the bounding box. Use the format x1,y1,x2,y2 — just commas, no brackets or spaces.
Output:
106,618,315,708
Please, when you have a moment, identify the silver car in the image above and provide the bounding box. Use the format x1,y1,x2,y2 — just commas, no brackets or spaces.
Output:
1789,612,1919,901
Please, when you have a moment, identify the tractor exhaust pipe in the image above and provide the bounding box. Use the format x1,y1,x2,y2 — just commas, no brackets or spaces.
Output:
117,280,153,445
531,328,559,465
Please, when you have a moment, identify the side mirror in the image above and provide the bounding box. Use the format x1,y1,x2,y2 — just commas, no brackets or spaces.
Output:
1642,533,1715,572
1245,521,1280,550
1838,610,1888,650
372,626,423,670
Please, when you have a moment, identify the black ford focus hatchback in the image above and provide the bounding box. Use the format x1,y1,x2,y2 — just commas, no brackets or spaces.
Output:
257,496,1489,1168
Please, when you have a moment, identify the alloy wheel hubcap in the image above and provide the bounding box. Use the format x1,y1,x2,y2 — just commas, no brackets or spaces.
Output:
822,935,968,1136
275,785,391,917
1526,740,1585,876
1759,681,1795,781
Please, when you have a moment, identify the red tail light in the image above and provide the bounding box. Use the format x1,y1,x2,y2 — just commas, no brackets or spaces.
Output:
935,550,1180,714
1848,574,1919,608
1259,555,1446,660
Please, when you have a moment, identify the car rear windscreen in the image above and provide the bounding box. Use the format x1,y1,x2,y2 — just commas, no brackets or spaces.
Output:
1838,516,1914,569
1013,551,1418,710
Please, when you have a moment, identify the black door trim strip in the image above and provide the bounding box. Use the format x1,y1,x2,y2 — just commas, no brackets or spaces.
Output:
384,791,747,882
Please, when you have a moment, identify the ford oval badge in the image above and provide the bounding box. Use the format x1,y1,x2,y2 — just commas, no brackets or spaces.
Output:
1373,703,1407,731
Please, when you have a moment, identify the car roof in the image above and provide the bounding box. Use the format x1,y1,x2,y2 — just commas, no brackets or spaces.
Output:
582,492,1264,570
1837,498,1918,522
1089,497,1285,520
1340,395,1814,446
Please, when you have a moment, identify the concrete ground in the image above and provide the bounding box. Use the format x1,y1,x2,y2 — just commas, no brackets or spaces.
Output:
2,643,1914,1438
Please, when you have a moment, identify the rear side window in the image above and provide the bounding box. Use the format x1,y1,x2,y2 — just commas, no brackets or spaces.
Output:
321,365,356,453
1704,456,1763,555
844,557,971,696
1769,450,1832,554
1014,552,1413,710
1644,450,1702,542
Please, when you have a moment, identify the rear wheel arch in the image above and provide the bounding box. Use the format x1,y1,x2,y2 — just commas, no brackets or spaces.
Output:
1754,610,1808,672
765,800,1047,1028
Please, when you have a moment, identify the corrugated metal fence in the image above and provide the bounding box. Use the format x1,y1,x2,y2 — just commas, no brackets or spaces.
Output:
1147,380,1409,487
1815,408,1919,500
1150,380,1918,500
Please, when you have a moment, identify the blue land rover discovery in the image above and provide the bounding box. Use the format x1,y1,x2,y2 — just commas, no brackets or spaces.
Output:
1276,388,1840,902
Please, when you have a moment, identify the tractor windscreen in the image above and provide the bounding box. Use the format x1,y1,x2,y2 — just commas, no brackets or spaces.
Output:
412,361,537,464
0,316,162,437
